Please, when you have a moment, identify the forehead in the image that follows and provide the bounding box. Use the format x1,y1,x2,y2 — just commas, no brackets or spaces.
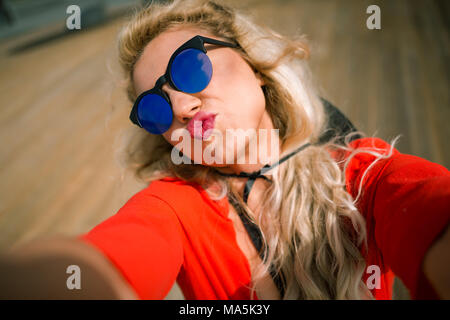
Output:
133,26,216,94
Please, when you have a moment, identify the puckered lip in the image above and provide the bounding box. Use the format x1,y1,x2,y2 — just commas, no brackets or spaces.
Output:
187,111,218,140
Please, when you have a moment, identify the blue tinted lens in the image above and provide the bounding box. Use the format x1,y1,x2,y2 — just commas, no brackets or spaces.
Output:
170,48,212,94
137,94,173,134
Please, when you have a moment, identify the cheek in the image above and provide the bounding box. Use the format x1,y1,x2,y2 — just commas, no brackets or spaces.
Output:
231,87,265,130
211,59,266,127
229,85,265,126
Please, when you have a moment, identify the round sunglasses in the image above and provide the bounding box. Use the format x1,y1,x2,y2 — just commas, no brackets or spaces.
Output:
129,35,239,135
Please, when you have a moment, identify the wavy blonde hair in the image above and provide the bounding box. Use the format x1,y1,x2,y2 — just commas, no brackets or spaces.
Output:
114,0,396,299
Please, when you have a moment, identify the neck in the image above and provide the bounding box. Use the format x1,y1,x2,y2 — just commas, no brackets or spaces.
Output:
213,134,313,204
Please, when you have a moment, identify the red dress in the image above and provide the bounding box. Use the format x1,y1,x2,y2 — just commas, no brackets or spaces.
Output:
78,138,450,299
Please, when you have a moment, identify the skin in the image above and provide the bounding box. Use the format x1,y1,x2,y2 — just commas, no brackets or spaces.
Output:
423,225,450,298
0,236,137,299
0,26,448,300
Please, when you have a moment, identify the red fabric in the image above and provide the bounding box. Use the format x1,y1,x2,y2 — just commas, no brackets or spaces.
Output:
78,137,450,300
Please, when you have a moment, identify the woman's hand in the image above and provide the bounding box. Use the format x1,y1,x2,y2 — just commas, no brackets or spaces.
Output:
0,236,138,299
423,224,450,299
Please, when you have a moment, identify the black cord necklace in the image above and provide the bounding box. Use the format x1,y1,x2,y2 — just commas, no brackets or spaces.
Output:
214,142,313,204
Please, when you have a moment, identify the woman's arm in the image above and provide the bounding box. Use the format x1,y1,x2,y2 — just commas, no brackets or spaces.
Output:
344,138,450,299
74,190,184,299
423,225,450,299
0,236,138,299
0,188,186,300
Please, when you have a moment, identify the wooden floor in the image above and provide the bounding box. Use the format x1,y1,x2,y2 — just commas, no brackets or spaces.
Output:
0,0,448,299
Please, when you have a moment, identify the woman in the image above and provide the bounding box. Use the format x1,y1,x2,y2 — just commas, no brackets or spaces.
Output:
1,0,449,300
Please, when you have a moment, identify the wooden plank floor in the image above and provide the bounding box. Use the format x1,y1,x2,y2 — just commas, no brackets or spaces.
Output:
0,0,448,299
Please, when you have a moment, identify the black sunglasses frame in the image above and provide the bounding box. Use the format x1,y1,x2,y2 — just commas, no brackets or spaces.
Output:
129,35,239,129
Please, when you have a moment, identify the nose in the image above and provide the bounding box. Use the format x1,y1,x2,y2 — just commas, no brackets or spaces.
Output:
163,84,201,124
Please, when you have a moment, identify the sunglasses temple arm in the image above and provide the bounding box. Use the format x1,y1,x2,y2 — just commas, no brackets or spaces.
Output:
129,105,142,127
201,36,239,48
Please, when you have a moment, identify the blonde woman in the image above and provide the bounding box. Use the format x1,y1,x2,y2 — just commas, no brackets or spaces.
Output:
1,0,449,300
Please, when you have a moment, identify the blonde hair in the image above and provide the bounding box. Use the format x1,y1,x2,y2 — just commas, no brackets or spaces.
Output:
114,0,395,299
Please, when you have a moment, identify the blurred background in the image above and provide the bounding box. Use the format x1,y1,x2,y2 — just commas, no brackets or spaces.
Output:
0,0,448,299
